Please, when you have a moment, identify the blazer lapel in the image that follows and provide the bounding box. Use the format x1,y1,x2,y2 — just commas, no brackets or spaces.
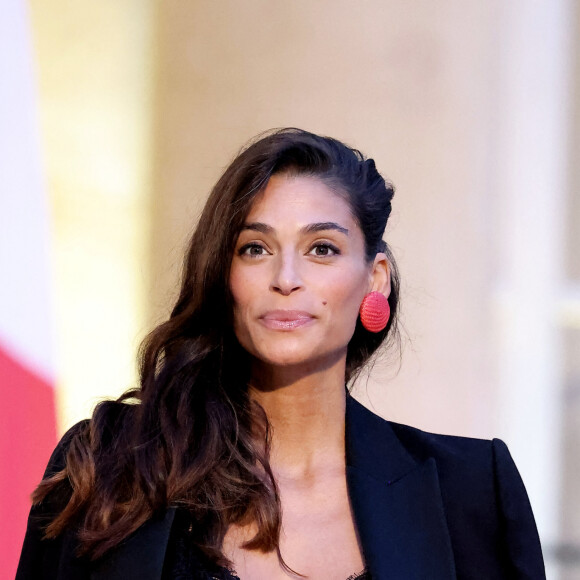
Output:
346,396,456,580
90,508,175,580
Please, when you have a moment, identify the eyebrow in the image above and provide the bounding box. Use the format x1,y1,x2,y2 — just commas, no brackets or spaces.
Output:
241,221,349,236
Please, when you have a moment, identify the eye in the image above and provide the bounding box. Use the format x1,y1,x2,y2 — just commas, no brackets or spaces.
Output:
308,242,341,257
239,242,269,258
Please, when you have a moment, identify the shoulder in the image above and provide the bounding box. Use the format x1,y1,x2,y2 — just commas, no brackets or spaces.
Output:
44,420,90,476
387,418,499,475
16,402,135,580
50,398,137,460
347,395,498,474
351,397,521,500
388,420,545,577
385,419,515,513
385,420,531,507
347,396,545,577
16,420,92,580
346,395,503,519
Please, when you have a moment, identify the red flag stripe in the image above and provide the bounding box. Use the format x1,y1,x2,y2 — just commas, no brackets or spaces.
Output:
0,341,56,578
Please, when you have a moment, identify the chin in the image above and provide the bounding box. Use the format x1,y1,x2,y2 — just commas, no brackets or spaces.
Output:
253,344,347,372
257,348,313,368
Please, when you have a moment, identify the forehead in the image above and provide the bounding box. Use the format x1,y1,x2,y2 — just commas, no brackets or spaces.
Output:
245,174,355,225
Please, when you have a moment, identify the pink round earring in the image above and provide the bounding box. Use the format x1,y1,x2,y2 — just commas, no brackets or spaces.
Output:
359,291,390,333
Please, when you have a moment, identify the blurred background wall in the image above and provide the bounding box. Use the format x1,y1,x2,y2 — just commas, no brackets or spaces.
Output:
1,0,579,577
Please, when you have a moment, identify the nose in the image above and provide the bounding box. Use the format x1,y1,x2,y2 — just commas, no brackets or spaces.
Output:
270,250,303,296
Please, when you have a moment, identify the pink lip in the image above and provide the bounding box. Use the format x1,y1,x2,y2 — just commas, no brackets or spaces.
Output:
260,310,315,330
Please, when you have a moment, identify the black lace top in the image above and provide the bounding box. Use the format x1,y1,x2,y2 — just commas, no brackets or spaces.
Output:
161,512,371,580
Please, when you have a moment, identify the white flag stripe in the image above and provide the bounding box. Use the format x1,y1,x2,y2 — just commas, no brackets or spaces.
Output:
0,0,55,382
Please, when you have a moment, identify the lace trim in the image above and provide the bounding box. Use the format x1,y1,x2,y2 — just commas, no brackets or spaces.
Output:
215,567,369,580
346,568,370,580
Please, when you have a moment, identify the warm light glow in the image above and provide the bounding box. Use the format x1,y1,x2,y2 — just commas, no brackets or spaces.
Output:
29,0,155,433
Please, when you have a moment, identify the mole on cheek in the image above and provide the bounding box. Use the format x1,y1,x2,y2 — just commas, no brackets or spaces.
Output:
322,300,328,306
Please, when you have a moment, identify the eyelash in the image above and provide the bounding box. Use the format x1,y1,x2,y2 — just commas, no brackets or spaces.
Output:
308,242,341,257
238,243,268,258
238,242,341,258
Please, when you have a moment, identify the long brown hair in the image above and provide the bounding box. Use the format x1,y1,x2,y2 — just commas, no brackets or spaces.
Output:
33,128,400,565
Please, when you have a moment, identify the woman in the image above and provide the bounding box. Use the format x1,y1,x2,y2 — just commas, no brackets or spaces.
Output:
17,129,545,579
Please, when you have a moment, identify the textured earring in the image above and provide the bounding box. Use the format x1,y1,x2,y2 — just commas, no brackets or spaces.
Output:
359,291,390,333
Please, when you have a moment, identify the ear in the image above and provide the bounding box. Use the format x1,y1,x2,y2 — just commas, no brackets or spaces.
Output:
367,252,391,299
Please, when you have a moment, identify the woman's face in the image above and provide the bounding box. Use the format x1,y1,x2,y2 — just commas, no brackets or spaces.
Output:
229,173,389,372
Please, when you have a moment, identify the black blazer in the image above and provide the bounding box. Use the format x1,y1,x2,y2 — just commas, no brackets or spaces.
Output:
17,396,546,579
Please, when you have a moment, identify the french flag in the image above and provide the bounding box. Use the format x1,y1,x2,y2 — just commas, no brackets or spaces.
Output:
1,0,58,575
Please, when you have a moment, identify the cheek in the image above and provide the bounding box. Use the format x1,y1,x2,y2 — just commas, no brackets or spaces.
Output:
318,269,367,316
229,267,246,332
229,263,264,337
229,263,255,308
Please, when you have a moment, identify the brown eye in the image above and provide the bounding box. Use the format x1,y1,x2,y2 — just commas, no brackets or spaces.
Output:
239,243,269,257
308,243,340,257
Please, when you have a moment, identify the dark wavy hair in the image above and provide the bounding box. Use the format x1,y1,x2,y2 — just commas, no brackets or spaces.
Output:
33,128,400,566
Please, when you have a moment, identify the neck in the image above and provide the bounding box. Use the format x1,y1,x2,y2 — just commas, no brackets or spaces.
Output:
249,354,348,479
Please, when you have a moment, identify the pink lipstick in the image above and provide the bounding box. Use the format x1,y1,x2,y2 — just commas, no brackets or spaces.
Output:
260,310,315,330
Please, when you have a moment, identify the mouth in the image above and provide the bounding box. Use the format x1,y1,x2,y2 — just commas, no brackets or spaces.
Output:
259,310,316,330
